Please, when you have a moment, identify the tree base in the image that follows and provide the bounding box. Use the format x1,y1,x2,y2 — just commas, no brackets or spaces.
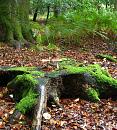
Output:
0,0,33,45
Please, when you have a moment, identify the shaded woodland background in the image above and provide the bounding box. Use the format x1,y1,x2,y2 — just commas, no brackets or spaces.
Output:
0,0,117,130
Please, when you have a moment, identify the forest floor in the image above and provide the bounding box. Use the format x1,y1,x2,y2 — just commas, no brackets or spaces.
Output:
0,37,117,130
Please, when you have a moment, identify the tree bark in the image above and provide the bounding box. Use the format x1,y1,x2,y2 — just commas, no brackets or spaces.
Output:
33,8,39,22
0,0,33,45
106,1,108,9
32,78,48,130
54,5,60,18
45,5,50,24
33,0,40,22
114,0,117,10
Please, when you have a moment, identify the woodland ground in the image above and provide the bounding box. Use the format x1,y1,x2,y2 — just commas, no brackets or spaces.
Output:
0,36,117,130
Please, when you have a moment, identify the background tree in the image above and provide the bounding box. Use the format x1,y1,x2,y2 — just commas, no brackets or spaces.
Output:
0,0,33,46
32,0,40,22
30,0,79,22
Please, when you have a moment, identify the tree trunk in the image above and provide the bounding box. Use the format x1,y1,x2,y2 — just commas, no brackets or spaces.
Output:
114,0,117,10
0,0,33,46
33,0,40,22
106,1,108,9
45,5,50,24
53,5,60,18
33,8,38,22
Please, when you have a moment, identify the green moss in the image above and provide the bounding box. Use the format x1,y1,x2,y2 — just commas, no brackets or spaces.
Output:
0,0,33,43
8,66,33,72
59,58,78,68
86,87,100,102
65,64,117,88
7,74,38,99
7,74,39,113
47,43,59,51
30,21,41,30
16,89,38,114
65,65,87,73
8,67,45,77
101,68,111,77
7,74,38,89
14,26,24,41
96,54,117,62
4,64,117,113
30,71,44,77
92,71,117,88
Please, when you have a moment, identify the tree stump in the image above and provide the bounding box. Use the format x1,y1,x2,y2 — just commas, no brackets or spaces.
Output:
0,64,117,129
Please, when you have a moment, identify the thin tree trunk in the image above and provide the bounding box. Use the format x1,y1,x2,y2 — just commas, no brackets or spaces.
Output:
33,0,39,22
106,2,108,9
45,5,50,24
54,5,60,18
114,0,117,10
33,8,38,22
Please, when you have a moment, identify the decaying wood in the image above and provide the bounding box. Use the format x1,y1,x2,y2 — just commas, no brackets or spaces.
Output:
32,78,48,130
0,66,117,129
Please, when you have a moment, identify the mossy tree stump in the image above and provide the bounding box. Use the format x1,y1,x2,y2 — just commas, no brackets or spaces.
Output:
0,64,117,129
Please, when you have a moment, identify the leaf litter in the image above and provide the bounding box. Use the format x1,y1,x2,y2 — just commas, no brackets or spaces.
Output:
42,99,117,130
0,38,117,129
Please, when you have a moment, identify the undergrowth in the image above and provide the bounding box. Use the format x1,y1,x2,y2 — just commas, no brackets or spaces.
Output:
30,8,117,48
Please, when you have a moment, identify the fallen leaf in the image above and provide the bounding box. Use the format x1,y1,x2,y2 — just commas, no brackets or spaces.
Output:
43,112,51,120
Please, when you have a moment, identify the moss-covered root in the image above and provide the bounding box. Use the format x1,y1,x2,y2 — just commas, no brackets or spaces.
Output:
66,64,117,87
7,74,38,113
65,64,117,100
85,87,100,102
96,54,117,62
16,92,38,114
